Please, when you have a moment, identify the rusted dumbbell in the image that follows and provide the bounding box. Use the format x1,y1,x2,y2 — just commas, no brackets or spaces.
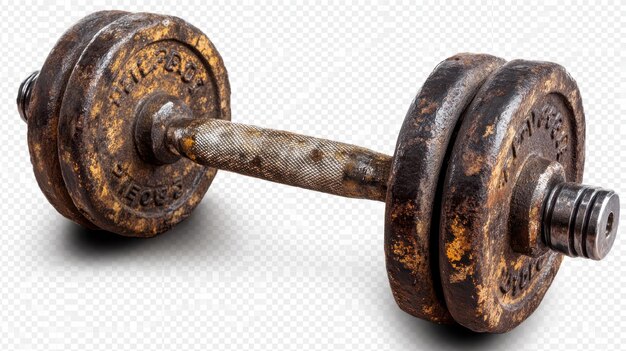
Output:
17,11,620,333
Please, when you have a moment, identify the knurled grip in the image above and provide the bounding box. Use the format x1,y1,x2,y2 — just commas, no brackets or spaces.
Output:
168,118,392,201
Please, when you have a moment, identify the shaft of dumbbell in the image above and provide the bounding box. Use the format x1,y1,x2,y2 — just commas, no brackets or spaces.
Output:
161,117,619,261
166,118,392,202
17,73,619,260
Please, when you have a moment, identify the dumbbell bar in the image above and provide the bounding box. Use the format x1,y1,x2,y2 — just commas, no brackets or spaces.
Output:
16,11,619,333
19,69,617,261
136,93,616,261
136,93,392,202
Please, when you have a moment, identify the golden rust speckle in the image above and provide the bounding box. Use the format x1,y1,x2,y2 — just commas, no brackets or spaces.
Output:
482,124,495,138
419,100,438,115
390,202,415,221
463,152,484,176
446,216,475,283
391,240,420,271
422,305,434,316
446,216,471,263
450,265,473,283
182,136,195,151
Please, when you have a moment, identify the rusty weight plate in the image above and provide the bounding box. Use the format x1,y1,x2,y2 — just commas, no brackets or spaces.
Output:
440,61,585,332
385,53,505,324
58,12,231,236
27,11,129,229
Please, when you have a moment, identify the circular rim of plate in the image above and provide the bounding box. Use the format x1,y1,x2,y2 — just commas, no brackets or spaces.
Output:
439,60,585,332
385,53,506,324
27,10,129,229
57,12,231,236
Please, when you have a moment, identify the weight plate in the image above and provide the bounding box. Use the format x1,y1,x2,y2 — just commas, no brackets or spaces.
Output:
58,13,231,236
27,11,128,229
440,60,585,332
385,53,505,324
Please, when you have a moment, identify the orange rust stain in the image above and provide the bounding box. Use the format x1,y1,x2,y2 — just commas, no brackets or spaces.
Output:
446,216,471,263
310,149,324,162
182,137,194,151
391,240,420,271
544,78,554,90
464,152,484,176
482,124,495,138
446,216,475,283
180,136,197,161
390,202,415,221
422,304,434,316
475,283,503,327
450,266,473,284
419,100,438,115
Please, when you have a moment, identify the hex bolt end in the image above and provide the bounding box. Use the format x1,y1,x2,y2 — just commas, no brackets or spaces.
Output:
544,182,620,260
17,71,39,123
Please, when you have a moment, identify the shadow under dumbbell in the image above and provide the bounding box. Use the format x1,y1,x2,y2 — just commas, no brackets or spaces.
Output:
420,322,501,348
386,302,502,349
61,196,232,262
377,281,550,349
370,275,543,349
64,224,144,253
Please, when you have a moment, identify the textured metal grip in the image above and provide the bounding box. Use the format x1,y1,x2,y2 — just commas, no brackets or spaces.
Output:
168,119,392,201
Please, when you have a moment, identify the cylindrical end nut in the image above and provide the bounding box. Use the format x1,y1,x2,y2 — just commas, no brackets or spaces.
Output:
17,71,39,123
544,183,620,260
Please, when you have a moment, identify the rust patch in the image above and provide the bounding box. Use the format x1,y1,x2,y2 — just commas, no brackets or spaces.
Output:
463,151,484,176
26,11,129,230
419,99,438,115
446,216,471,263
482,124,495,138
310,149,324,162
440,59,585,332
391,240,420,271
55,12,231,236
385,53,506,326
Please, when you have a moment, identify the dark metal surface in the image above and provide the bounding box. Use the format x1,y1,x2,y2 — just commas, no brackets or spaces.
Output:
134,93,196,165
509,156,566,257
384,53,505,324
440,60,586,332
16,9,622,333
544,182,619,260
56,12,230,236
26,10,128,230
17,71,38,122
167,118,391,201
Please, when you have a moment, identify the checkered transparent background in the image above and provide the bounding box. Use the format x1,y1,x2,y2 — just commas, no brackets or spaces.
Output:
1,0,625,350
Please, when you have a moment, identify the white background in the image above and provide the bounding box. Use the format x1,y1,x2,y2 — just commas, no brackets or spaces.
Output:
1,1,624,350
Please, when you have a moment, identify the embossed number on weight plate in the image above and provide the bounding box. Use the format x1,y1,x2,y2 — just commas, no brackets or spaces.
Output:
499,256,546,297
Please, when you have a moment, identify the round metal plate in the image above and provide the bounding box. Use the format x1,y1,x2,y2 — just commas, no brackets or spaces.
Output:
385,53,505,324
58,13,231,236
440,60,585,332
27,11,128,229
